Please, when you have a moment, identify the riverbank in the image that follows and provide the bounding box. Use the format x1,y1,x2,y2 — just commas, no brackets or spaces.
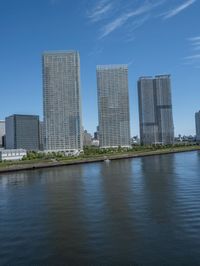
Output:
0,145,200,174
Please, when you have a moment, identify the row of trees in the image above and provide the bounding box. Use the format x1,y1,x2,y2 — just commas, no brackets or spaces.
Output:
83,143,196,155
0,143,197,164
21,143,197,161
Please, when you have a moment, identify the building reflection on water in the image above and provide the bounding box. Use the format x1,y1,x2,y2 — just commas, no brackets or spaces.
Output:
97,160,137,263
1,152,200,265
140,154,176,224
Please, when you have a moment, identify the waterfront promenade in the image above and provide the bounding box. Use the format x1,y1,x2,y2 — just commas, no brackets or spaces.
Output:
0,146,200,174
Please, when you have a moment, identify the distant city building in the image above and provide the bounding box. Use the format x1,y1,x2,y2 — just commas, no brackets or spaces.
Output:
39,121,45,151
0,120,5,147
94,125,99,140
174,134,183,143
174,134,195,144
0,149,27,161
83,130,93,146
195,111,200,142
183,135,195,143
91,139,99,147
5,115,39,151
131,136,140,145
138,75,174,145
97,65,131,148
43,51,83,151
2,135,6,147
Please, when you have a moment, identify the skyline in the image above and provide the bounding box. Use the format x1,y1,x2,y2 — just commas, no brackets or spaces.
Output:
0,0,200,136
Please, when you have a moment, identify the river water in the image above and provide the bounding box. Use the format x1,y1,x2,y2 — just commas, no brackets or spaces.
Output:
0,151,200,265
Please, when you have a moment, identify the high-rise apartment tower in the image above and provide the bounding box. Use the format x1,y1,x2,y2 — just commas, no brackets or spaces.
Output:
97,65,131,148
138,75,174,145
43,51,83,151
195,111,200,143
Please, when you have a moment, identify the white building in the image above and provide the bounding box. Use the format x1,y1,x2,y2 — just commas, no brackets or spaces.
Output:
97,65,131,148
42,149,81,157
0,149,27,161
91,139,100,147
43,51,83,152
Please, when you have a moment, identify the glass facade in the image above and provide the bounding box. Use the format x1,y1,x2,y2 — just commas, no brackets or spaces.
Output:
138,75,174,145
5,115,39,150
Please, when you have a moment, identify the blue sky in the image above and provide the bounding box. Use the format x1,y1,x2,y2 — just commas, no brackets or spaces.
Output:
0,0,200,136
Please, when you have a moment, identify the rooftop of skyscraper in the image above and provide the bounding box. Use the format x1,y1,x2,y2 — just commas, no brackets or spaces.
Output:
96,65,128,70
43,50,78,55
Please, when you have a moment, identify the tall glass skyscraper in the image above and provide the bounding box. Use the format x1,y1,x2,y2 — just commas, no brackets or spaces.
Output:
43,51,83,151
138,75,174,145
97,65,131,148
195,111,200,143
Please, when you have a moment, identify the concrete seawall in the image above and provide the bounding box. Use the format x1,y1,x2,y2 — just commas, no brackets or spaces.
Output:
0,147,200,174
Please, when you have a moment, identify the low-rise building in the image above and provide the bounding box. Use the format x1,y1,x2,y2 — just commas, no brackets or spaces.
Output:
6,114,40,151
131,136,140,145
91,139,100,147
43,149,81,157
0,149,27,161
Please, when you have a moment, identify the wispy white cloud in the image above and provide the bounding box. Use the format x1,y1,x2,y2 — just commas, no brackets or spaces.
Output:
191,41,200,46
188,36,200,42
163,0,196,19
188,36,200,51
100,1,163,39
184,54,200,60
124,15,150,43
87,0,113,22
86,0,196,41
192,46,200,51
184,36,200,67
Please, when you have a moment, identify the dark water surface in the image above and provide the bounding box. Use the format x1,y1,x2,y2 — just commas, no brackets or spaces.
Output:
1,151,200,265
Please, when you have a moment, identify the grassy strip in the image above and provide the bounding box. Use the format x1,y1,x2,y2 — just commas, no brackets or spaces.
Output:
0,145,200,171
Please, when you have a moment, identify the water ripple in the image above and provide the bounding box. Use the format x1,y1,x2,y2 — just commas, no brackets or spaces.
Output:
0,151,200,265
